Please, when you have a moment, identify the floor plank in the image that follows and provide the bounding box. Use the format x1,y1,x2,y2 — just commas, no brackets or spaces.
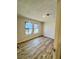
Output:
17,37,54,59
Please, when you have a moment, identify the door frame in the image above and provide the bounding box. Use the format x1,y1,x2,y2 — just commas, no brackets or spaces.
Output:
53,0,61,59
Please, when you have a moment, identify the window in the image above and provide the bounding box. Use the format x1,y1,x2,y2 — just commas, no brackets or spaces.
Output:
25,22,39,35
25,22,33,35
34,24,39,34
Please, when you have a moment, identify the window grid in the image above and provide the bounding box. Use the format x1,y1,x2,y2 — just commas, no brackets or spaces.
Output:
25,22,39,35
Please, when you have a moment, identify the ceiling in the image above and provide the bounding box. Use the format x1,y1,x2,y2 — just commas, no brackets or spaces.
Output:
17,0,56,22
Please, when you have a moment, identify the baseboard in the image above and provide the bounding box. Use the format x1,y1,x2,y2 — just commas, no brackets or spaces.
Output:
17,35,54,45
43,36,54,40
17,35,43,44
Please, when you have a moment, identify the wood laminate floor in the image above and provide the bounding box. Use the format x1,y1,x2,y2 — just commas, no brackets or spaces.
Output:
17,37,54,59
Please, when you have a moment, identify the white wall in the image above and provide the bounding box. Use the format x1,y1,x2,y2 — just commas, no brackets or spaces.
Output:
44,19,55,39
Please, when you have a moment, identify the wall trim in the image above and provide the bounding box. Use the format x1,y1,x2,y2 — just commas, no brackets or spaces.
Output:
17,35,43,44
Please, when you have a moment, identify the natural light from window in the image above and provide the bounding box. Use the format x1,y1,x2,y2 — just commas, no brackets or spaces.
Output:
34,24,39,34
25,22,33,35
25,22,39,35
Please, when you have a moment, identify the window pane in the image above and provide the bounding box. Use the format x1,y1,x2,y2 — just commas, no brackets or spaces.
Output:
34,24,38,29
34,24,39,34
25,22,32,29
25,22,33,35
34,29,39,34
29,29,32,34
25,29,32,35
